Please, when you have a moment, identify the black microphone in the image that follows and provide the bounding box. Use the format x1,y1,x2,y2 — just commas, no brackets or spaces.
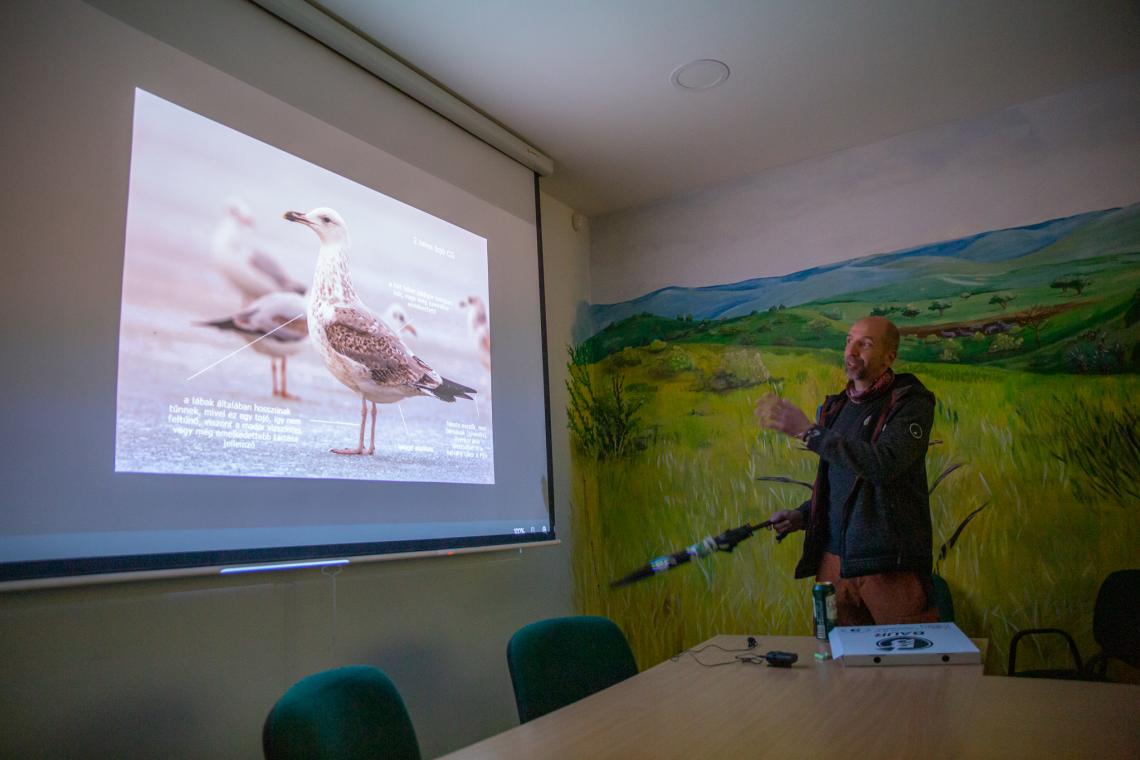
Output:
610,520,777,588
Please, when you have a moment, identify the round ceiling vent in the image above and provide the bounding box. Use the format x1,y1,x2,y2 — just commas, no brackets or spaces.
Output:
670,59,730,91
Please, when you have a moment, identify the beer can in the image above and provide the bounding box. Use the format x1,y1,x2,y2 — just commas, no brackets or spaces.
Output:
812,582,837,641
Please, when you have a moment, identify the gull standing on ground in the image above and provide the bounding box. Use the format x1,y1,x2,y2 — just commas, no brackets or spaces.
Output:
458,294,491,370
199,291,309,399
213,197,306,304
284,207,475,455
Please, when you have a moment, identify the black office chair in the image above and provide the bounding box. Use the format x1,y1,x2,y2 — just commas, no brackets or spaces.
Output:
1008,569,1140,680
931,573,955,623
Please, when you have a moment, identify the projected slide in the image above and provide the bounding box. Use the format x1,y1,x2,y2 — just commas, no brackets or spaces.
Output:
115,90,494,484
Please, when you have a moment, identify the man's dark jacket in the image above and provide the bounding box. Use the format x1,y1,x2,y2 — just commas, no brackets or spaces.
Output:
793,373,935,579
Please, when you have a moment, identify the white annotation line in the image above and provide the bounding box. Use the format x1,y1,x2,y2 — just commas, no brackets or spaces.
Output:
186,314,305,382
309,419,361,427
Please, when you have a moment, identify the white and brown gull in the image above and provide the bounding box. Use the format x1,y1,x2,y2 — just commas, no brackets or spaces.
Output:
284,207,475,455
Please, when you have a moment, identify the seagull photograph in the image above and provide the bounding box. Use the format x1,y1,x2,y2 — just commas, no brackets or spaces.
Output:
114,88,494,483
285,207,476,455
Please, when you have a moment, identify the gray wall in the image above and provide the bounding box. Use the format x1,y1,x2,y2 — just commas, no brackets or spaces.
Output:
0,0,594,756
0,190,588,760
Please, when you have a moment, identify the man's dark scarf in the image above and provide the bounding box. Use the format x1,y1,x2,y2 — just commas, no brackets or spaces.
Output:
846,368,895,404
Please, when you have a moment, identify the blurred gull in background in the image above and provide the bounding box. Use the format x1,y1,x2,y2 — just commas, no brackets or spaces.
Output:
199,290,309,399
383,303,417,337
213,197,306,304
458,294,491,370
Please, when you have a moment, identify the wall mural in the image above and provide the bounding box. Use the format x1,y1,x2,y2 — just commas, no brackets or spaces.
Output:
569,203,1139,675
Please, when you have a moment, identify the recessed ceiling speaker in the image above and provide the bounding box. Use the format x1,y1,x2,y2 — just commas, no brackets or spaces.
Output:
670,59,730,91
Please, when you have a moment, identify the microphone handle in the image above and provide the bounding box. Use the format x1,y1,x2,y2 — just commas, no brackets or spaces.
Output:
610,536,716,587
609,564,657,588
610,520,782,587
713,520,776,551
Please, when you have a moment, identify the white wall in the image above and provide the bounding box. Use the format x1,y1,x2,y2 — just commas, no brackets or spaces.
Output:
539,195,596,553
589,71,1140,303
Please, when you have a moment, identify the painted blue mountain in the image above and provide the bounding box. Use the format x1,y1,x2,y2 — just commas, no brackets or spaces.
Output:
588,205,1137,331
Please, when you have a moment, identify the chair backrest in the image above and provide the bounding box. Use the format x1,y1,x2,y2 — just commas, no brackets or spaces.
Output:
263,665,420,760
1093,569,1140,669
507,615,638,724
931,573,955,623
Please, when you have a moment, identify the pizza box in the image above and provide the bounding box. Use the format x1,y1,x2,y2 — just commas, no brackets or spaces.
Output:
828,622,981,666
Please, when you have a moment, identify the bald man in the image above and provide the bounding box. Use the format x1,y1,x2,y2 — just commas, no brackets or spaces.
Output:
755,317,938,625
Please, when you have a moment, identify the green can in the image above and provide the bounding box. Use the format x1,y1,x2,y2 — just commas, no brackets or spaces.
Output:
813,582,837,640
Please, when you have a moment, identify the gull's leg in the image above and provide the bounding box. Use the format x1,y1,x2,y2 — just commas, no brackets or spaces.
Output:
279,356,300,400
271,359,280,397
332,396,367,455
367,402,378,455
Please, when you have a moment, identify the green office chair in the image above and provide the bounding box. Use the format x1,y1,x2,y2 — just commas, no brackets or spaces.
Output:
931,573,955,623
507,615,639,723
263,665,421,760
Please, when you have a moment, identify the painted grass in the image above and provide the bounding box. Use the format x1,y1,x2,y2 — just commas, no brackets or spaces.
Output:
570,345,1140,676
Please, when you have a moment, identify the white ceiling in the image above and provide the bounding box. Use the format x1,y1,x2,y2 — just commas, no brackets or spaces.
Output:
313,0,1140,217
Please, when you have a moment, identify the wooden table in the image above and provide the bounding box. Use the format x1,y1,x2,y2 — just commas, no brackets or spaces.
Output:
441,635,1139,759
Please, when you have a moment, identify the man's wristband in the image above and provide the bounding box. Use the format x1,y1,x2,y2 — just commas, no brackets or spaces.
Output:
800,425,823,444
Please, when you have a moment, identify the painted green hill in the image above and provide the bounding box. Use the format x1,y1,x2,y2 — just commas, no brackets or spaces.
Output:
578,255,1139,374
585,204,1140,330
579,205,1140,375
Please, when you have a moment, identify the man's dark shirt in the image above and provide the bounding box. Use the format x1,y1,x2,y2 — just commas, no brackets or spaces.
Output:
823,399,888,555
793,373,936,579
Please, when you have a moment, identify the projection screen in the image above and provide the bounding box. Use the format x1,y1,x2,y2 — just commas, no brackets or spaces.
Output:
0,0,555,586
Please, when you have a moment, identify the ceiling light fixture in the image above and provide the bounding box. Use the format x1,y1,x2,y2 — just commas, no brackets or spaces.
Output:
670,59,730,91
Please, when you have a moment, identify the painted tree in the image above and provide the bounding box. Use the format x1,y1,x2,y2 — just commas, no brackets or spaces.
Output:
1019,304,1050,348
989,333,1024,352
1050,275,1093,297
928,300,952,317
705,348,771,391
870,305,898,316
807,317,831,337
1049,277,1072,295
900,304,921,318
989,292,1016,311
